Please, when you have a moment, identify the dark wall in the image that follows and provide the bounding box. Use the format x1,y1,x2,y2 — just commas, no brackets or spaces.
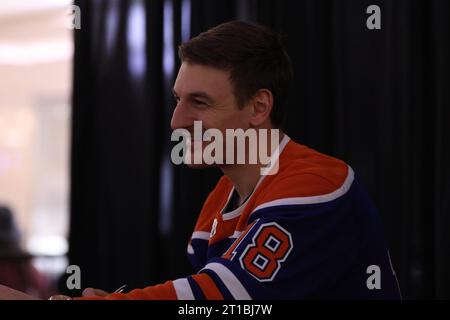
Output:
68,0,450,299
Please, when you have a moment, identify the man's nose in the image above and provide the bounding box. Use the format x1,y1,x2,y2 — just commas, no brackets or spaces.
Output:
170,102,194,130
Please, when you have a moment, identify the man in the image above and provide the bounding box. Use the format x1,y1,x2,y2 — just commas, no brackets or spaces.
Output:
0,21,401,300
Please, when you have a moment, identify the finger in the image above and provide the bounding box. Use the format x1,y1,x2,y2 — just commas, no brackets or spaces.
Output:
82,287,96,296
82,287,109,297
93,288,109,296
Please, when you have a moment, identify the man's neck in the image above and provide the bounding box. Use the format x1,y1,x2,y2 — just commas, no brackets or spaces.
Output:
219,131,284,205
221,164,262,206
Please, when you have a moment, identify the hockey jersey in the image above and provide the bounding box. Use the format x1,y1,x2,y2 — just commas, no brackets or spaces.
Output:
80,135,401,300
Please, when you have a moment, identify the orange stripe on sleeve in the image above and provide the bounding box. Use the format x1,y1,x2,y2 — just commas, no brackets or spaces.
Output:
191,274,224,300
76,280,178,300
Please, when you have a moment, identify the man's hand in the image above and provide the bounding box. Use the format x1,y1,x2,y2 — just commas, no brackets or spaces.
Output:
0,285,40,300
82,287,109,297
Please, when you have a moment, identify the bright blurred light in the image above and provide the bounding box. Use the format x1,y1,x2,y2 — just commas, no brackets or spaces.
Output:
27,235,68,256
127,0,147,78
0,40,73,66
0,0,73,17
163,0,174,78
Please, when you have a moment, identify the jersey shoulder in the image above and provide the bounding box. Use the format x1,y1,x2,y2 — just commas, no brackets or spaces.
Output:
254,139,353,206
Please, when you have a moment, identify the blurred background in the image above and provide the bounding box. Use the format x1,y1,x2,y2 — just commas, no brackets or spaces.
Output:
0,0,448,299
0,0,73,297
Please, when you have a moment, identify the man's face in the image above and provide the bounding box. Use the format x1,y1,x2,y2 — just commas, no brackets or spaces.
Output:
171,62,252,167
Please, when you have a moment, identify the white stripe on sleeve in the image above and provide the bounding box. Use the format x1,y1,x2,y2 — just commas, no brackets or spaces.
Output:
172,278,195,300
200,262,252,300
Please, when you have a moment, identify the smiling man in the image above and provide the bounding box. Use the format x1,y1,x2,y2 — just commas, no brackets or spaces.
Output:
0,21,401,300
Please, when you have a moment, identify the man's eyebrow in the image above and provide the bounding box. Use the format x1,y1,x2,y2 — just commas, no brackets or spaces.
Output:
189,92,215,103
172,89,215,103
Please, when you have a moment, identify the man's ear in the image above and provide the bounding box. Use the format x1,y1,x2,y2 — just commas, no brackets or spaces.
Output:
249,89,274,127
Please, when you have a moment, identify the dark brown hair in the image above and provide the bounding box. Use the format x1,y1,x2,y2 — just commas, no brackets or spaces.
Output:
178,21,293,127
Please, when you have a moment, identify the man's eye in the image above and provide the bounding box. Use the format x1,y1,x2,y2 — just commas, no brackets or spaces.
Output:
193,100,206,106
